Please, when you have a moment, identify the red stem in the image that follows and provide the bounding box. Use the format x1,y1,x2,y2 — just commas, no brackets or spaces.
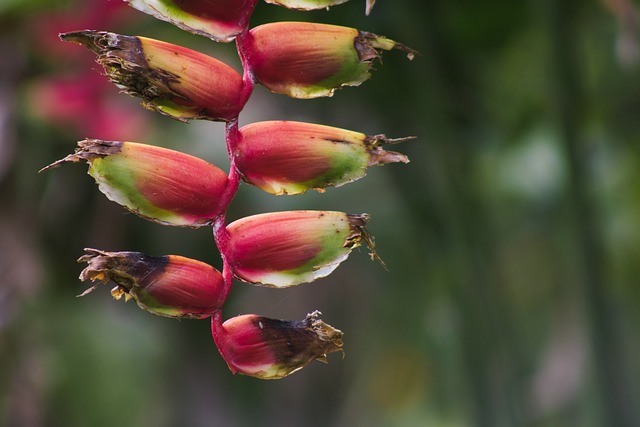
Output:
211,309,224,344
212,119,241,306
219,119,242,213
235,30,256,105
211,309,237,373
210,28,256,355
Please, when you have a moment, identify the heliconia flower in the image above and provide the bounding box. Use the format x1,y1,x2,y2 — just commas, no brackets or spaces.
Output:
224,211,382,287
40,139,229,227
125,0,258,42
78,248,225,319
60,31,245,121
241,22,417,98
235,120,411,195
27,72,150,141
214,311,343,379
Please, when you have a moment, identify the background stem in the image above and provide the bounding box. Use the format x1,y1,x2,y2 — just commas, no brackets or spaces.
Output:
547,0,637,425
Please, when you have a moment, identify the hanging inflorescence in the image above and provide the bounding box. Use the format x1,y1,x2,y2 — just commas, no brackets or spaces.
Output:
42,0,415,380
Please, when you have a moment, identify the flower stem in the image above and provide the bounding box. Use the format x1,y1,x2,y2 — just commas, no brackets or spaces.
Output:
212,119,243,306
236,30,256,111
211,309,237,372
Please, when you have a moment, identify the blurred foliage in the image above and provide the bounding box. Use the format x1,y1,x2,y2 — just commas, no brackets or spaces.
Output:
2,0,640,426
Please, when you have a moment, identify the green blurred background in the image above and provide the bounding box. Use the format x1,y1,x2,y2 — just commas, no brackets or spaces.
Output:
2,0,640,426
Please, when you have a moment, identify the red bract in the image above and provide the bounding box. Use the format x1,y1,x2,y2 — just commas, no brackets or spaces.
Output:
60,31,246,122
124,0,376,43
235,120,410,195
47,0,413,380
224,211,380,287
79,249,225,319
126,0,258,42
212,311,343,379
242,22,416,98
41,139,229,227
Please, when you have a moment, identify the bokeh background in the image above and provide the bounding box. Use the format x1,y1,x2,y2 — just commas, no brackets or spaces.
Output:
2,0,640,426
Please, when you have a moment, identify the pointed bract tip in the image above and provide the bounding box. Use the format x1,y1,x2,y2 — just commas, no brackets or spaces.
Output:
347,214,386,269
368,135,417,146
364,134,412,166
77,248,121,296
39,157,73,173
365,0,376,15
59,30,113,53
39,139,123,173
358,32,419,61
306,310,344,350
